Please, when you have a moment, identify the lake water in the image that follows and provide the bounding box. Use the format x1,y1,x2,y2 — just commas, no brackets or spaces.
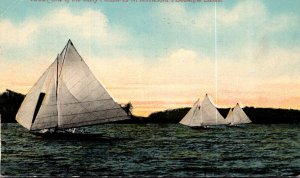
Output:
1,123,300,177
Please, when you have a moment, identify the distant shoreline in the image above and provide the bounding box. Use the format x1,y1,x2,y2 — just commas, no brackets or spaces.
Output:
116,107,300,124
1,89,300,124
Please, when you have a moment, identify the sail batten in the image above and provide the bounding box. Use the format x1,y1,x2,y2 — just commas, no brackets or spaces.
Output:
16,40,129,131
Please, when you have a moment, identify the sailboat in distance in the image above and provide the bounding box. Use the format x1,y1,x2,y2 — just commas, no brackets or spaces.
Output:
16,40,130,138
225,103,252,126
179,94,228,129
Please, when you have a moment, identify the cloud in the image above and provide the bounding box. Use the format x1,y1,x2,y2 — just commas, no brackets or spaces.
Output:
0,20,38,47
75,48,216,115
157,1,298,34
1,3,299,116
217,46,300,108
0,7,132,108
265,13,299,33
1,43,299,116
0,7,130,91
218,0,266,26
40,8,127,45
0,8,128,49
156,4,214,32
84,46,300,115
169,49,198,62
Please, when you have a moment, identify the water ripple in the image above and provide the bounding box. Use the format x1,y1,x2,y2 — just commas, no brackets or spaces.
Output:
1,123,300,176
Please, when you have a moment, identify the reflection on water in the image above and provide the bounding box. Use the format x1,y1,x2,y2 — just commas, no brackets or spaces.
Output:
1,123,300,176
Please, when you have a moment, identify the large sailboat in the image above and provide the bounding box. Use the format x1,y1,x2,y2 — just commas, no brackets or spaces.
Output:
225,103,252,126
16,40,130,138
179,94,228,128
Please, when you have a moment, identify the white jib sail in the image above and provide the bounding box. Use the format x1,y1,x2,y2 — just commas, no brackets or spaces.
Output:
179,99,201,126
229,103,252,125
225,108,233,125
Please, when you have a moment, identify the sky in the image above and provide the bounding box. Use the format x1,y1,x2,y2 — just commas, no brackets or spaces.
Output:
0,0,300,116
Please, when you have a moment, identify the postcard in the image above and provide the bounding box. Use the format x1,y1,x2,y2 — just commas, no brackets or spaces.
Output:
1,0,299,177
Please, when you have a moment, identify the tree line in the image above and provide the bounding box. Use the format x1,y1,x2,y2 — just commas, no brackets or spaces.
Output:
1,89,299,124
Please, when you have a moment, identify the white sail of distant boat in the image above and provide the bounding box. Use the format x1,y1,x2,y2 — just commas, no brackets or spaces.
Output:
225,103,252,126
179,94,228,128
225,108,233,124
16,40,129,132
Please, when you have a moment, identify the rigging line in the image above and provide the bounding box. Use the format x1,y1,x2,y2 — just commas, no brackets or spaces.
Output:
70,42,119,104
65,49,115,102
91,66,118,102
66,66,107,101
58,80,100,121
189,99,200,126
82,57,119,103
59,77,117,111
65,72,95,92
60,41,68,54
59,43,68,77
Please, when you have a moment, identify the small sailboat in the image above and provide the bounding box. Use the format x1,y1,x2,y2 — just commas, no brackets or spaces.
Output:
16,40,130,139
179,94,228,129
225,103,252,126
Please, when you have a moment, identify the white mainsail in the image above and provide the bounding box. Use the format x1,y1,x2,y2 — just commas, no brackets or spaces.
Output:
179,94,228,127
226,103,252,126
16,40,129,131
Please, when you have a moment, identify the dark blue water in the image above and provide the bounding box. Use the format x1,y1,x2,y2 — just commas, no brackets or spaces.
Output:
1,123,300,177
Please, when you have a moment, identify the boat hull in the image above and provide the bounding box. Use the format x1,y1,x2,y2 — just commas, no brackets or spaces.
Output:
32,132,108,140
190,126,214,130
227,124,248,128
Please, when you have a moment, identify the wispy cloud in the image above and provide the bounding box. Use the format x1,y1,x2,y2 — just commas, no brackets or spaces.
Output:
156,1,298,33
0,20,38,47
0,8,129,57
0,2,299,116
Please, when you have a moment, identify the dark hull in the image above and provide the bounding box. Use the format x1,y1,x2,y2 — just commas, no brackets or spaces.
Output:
191,126,214,131
32,132,108,140
190,125,227,131
227,124,246,128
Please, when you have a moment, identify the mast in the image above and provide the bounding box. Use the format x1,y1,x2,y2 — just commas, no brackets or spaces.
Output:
56,54,59,100
55,54,59,131
16,39,130,131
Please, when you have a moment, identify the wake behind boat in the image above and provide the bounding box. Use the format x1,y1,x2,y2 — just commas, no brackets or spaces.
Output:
16,40,130,139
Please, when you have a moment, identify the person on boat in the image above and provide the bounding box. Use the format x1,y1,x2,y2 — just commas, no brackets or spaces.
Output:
72,128,77,133
41,128,49,133
40,128,55,133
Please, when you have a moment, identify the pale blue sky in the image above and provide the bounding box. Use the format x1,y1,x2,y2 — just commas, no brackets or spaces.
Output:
1,0,300,115
1,0,299,60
